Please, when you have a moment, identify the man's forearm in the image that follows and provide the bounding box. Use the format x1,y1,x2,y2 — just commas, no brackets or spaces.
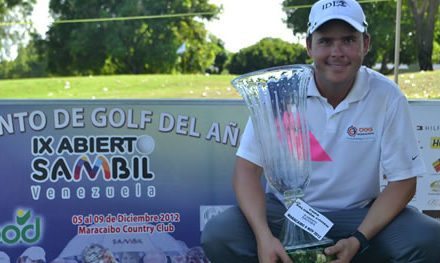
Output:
233,157,272,241
324,177,417,260
358,177,416,240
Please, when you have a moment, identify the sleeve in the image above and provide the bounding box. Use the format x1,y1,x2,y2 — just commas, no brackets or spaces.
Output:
381,95,426,181
236,117,263,167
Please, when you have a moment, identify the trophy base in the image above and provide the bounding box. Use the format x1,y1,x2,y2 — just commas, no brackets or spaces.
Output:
286,239,336,263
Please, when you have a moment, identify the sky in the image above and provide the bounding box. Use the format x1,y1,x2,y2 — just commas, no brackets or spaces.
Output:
31,0,300,53
31,0,51,34
204,0,299,52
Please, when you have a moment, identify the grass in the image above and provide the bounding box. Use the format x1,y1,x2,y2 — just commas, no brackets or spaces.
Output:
398,71,440,99
0,70,439,99
0,74,240,99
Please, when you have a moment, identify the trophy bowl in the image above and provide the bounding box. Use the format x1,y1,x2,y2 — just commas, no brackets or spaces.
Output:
232,65,334,262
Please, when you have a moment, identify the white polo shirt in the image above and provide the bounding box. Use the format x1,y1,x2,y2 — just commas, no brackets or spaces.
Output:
237,66,426,212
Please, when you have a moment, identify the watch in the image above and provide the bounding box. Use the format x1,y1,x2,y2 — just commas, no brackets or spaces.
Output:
351,230,370,255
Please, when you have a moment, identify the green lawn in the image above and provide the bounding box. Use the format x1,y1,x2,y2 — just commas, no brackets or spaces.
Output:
0,70,439,99
0,74,240,99
398,71,440,99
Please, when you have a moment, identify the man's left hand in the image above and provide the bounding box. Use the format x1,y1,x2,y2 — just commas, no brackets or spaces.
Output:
325,237,360,263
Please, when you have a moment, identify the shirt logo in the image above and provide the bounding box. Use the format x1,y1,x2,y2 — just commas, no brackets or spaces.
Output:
347,126,357,137
345,125,375,140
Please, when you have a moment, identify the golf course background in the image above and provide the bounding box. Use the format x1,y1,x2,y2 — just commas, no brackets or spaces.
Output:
0,70,439,99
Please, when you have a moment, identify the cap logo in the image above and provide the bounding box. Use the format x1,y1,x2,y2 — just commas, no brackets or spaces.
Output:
322,0,348,10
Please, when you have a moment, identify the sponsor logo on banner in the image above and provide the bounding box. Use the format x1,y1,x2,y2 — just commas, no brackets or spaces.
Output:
30,135,158,201
428,199,440,208
0,209,42,245
433,159,440,173
432,137,440,149
416,125,440,132
430,180,440,193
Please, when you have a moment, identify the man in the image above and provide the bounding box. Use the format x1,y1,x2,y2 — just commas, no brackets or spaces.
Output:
201,0,440,262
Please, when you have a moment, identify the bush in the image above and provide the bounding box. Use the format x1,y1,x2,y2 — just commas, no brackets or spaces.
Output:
227,38,308,74
0,37,48,79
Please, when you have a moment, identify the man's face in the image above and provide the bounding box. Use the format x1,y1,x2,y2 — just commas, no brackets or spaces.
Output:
306,20,370,89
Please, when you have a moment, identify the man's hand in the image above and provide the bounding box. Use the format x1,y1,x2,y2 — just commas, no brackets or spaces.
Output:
234,157,292,263
325,237,360,263
257,234,293,263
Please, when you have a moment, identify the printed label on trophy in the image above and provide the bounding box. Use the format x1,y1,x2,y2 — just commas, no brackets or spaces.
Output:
285,199,333,241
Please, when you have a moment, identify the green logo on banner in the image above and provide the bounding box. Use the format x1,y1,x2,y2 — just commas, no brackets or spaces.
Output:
0,209,42,244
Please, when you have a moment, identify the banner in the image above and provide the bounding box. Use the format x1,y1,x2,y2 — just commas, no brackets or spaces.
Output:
0,100,248,263
0,99,438,263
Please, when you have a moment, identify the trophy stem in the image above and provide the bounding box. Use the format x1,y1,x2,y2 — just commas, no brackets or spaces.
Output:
280,217,332,251
281,190,334,252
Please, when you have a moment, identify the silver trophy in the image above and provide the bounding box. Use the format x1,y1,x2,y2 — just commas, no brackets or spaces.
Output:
232,65,334,262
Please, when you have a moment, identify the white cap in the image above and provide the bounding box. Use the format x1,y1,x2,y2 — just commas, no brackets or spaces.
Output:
21,247,46,262
308,0,368,35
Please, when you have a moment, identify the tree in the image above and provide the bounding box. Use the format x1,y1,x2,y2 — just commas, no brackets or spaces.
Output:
209,36,229,74
227,38,308,74
46,0,219,75
0,33,47,78
433,11,440,63
408,0,440,70
362,0,416,73
0,0,35,61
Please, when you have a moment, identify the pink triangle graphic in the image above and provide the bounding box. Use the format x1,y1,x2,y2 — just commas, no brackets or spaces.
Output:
309,132,332,162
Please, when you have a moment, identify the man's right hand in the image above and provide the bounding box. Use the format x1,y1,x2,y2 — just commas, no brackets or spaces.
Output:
234,157,292,263
257,234,293,263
